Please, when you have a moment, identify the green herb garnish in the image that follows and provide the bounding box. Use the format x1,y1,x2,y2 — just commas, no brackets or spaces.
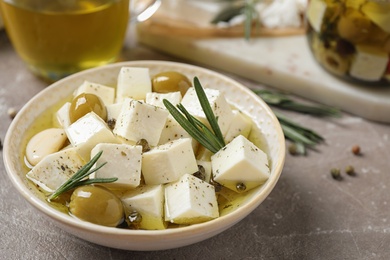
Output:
212,0,260,40
252,89,341,117
48,151,117,201
251,88,341,155
163,77,225,154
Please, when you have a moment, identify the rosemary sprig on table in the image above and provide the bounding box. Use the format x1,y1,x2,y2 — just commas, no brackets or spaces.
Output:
163,77,225,154
48,151,117,201
252,89,340,155
252,89,341,117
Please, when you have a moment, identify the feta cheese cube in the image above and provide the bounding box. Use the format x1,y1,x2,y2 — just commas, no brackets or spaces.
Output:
181,87,234,135
54,102,71,128
142,138,198,185
106,102,123,130
349,44,388,81
74,81,115,105
164,174,219,224
158,115,199,151
307,0,327,32
65,112,119,160
121,185,167,230
211,135,270,193
224,110,252,143
26,148,84,193
116,67,151,102
145,91,182,109
113,98,169,147
90,143,142,189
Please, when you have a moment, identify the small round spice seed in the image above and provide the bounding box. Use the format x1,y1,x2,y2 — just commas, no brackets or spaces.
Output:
345,165,355,176
288,143,297,155
330,168,342,180
352,145,361,155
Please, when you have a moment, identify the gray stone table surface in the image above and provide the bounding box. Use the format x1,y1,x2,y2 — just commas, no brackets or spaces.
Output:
1,24,390,260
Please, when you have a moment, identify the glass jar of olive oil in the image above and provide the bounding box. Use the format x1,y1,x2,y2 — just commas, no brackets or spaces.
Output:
306,0,390,85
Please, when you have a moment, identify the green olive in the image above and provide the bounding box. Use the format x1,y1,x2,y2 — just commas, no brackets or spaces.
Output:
151,71,192,96
69,93,107,123
69,185,124,227
337,9,372,43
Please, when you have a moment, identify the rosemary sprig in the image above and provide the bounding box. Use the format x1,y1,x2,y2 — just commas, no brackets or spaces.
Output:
252,89,340,155
211,0,260,40
48,151,117,201
163,77,226,154
252,89,341,117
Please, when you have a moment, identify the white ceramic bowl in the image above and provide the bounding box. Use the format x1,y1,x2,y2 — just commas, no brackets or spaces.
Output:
3,60,285,251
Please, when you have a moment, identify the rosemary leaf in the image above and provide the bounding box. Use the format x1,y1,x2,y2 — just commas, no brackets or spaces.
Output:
48,151,117,201
193,77,226,147
275,111,324,147
163,77,226,154
211,3,245,24
252,89,341,117
163,99,220,153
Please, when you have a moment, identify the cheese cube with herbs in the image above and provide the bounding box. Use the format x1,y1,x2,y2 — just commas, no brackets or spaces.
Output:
74,80,115,105
158,115,199,151
65,112,119,160
224,109,252,143
121,185,167,230
90,143,142,189
106,102,123,129
54,102,71,128
116,67,152,102
26,148,84,193
211,135,270,193
113,98,169,147
145,91,182,109
164,174,219,224
142,138,198,185
181,87,234,136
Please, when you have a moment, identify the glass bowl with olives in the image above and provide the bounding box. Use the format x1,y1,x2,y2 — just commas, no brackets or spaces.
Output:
3,60,285,251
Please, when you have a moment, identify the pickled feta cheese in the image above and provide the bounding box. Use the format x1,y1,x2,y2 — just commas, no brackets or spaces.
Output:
90,143,142,189
349,44,389,81
145,91,182,109
158,115,199,151
65,112,119,160
181,87,234,135
54,102,71,128
74,81,115,105
224,109,252,143
142,138,198,185
307,0,327,32
26,148,84,193
106,102,123,129
164,174,219,224
211,135,270,193
116,67,152,102
121,185,167,230
113,98,169,147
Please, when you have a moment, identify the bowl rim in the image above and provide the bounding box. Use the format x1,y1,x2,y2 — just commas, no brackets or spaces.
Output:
3,60,285,239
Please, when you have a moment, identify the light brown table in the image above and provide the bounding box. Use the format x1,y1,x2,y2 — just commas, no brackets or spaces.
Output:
1,24,390,259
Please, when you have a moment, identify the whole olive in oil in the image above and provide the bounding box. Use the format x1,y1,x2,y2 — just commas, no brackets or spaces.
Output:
151,71,192,96
69,93,107,123
69,185,124,227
